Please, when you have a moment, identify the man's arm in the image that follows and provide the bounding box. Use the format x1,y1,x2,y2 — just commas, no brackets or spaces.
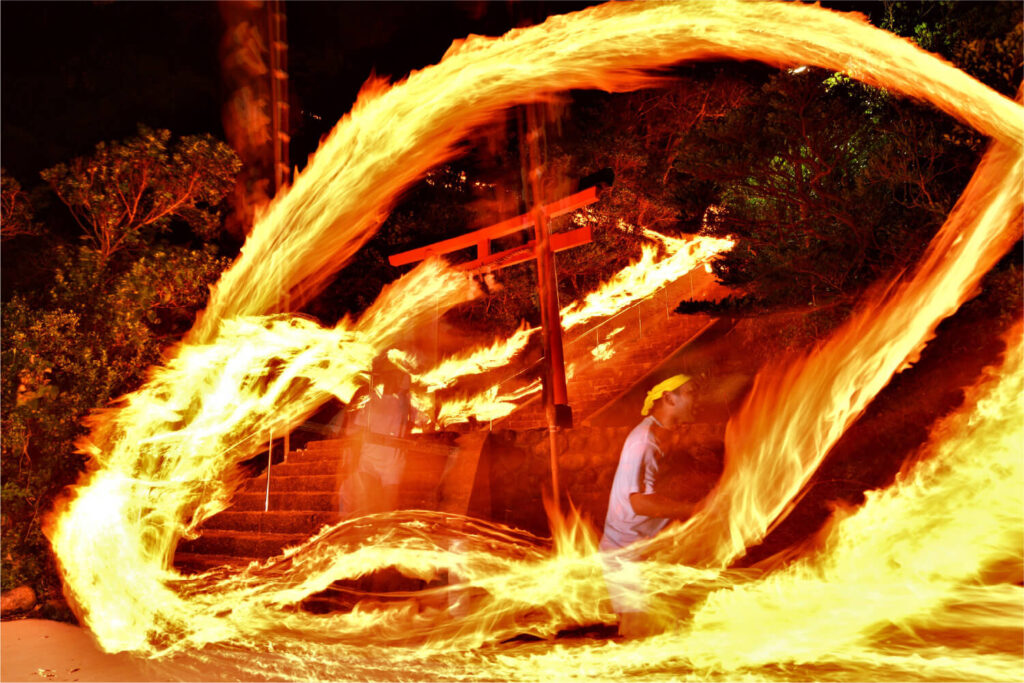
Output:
629,492,702,520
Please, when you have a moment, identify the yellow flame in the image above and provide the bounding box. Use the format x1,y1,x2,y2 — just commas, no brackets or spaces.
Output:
644,136,1022,570
413,324,535,392
560,232,733,332
423,231,730,425
678,322,1024,678
452,324,1022,682
384,347,420,374
590,325,625,362
49,259,475,652
434,379,543,428
407,229,729,426
46,1,1023,680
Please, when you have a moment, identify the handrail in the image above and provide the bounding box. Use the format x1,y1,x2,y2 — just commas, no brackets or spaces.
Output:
264,428,273,512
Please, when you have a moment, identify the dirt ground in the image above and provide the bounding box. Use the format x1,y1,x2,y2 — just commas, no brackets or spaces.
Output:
0,619,221,683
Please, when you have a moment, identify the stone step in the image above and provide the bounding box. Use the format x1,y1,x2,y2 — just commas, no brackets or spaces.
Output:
243,486,444,513
173,552,255,574
177,529,310,558
202,510,339,535
254,458,339,477
291,442,340,454
242,473,339,494
302,438,347,452
180,439,457,564
232,491,337,512
245,461,447,494
284,447,345,465
303,437,456,458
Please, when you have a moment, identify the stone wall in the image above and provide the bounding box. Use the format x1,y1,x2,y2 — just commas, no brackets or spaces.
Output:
483,421,725,538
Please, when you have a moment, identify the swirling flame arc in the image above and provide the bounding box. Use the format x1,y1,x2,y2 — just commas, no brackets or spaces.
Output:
48,1,1022,680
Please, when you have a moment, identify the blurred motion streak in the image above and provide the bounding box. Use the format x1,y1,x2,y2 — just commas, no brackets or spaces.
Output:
46,1,1023,680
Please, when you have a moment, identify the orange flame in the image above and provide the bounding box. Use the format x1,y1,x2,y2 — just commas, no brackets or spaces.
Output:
559,230,734,332
433,379,542,428
590,325,625,362
645,136,1022,569
47,1,1022,680
422,230,732,425
413,324,535,393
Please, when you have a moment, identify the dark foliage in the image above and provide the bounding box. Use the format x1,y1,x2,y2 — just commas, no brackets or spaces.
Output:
1,130,237,600
673,1,1020,317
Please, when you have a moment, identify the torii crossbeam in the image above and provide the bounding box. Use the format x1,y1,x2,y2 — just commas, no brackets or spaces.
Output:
388,185,599,271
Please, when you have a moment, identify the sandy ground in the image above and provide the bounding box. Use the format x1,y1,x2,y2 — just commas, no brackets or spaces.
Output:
0,620,217,682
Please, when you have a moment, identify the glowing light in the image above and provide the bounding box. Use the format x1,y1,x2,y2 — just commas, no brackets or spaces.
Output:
413,324,534,392
677,322,1024,678
46,1,1022,680
435,379,543,427
416,230,730,425
590,326,625,361
559,231,733,332
645,136,1023,570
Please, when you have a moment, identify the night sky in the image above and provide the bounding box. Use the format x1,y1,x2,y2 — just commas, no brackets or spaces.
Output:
1,1,596,182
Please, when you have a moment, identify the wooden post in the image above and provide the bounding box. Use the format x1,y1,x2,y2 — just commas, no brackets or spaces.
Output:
524,104,570,511
267,0,290,192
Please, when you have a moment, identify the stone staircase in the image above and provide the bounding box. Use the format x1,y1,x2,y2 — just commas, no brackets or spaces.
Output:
174,436,459,573
174,266,731,573
174,446,340,572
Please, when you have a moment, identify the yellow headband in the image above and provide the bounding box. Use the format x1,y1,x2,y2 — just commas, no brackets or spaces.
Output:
641,374,692,416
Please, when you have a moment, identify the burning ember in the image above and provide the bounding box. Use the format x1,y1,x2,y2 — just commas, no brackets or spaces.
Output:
47,1,1021,681
591,326,625,362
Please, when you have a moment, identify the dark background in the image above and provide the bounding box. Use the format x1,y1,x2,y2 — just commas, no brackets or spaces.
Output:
1,1,600,181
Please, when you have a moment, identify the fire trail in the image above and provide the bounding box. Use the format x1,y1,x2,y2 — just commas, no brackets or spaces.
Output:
48,1,1022,680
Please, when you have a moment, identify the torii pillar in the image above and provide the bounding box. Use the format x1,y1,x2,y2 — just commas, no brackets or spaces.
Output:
389,176,608,507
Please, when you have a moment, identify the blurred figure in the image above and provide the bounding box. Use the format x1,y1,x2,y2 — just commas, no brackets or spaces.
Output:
340,358,412,516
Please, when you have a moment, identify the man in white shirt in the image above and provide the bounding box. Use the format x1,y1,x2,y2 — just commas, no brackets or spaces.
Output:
600,374,705,638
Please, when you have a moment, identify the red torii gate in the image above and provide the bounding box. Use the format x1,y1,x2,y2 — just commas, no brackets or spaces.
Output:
390,155,610,509
388,184,603,430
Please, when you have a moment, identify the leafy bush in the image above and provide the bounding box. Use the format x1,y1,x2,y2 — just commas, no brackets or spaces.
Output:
1,128,237,601
40,125,239,262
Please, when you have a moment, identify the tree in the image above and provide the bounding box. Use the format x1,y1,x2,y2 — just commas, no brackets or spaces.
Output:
877,1,1022,98
673,71,876,308
671,60,999,320
1,245,230,600
554,72,752,236
671,0,1020,320
2,127,237,610
40,125,240,262
1,170,43,241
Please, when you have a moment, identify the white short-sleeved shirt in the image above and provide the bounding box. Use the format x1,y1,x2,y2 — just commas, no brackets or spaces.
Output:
600,415,670,551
